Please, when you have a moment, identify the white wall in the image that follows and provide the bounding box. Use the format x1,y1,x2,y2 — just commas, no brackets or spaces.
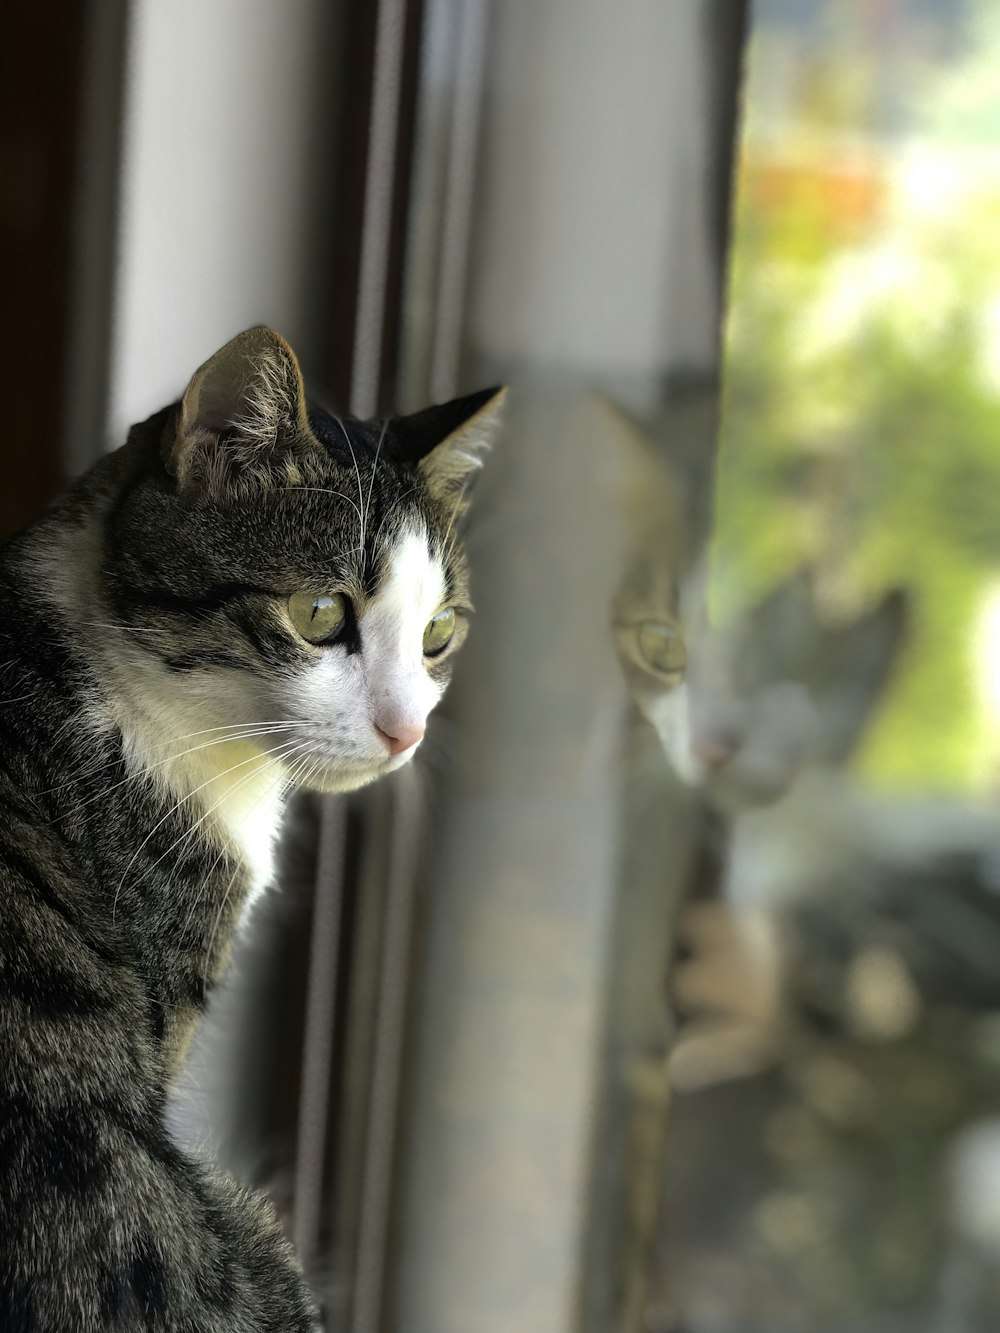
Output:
108,0,337,448
468,0,716,395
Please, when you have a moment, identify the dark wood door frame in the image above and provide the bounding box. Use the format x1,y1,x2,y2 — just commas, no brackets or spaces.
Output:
0,1,129,539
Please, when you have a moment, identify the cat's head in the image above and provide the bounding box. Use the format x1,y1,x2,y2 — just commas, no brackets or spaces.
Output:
99,327,505,792
603,398,906,809
619,564,907,809
674,573,908,810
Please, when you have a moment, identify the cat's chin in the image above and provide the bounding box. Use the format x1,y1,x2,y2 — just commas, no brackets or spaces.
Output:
291,755,405,794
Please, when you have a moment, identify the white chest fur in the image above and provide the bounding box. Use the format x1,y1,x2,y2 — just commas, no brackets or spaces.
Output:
153,737,289,921
209,761,287,916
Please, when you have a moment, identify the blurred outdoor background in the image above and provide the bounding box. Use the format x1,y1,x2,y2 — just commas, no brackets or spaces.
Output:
4,1,1000,1331
658,4,1000,1332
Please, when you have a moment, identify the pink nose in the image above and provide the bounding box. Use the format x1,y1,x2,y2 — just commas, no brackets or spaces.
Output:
376,720,425,756
693,734,737,770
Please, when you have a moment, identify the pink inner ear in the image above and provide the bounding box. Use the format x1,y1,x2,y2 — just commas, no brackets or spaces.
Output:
189,373,253,438
178,328,305,450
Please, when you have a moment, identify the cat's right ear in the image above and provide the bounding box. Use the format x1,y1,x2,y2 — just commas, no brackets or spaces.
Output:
167,327,317,502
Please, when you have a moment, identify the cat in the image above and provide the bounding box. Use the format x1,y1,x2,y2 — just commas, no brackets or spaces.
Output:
0,326,503,1331
609,431,906,815
579,397,909,1331
634,569,905,811
598,395,908,1060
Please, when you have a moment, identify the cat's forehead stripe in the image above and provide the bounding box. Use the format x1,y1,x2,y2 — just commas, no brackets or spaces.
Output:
364,526,446,626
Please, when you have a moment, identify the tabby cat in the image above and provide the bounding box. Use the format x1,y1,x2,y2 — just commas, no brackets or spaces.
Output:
0,327,503,1331
604,395,906,813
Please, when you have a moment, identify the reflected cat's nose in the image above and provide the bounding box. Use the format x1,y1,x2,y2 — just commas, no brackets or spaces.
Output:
375,719,425,756
693,727,741,770
694,737,734,769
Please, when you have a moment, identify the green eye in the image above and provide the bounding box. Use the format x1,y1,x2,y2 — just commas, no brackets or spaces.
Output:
637,621,686,678
423,607,456,657
288,591,348,644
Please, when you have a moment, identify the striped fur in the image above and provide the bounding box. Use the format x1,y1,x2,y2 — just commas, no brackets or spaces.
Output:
0,329,503,1330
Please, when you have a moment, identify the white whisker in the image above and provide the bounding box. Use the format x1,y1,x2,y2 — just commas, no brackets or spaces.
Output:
77,621,166,634
45,720,315,796
373,483,421,552
201,865,243,992
363,417,390,549
66,728,299,825
111,736,303,921
334,416,367,553
280,487,363,527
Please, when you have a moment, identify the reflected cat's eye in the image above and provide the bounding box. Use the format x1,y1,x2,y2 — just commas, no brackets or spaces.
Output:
288,591,348,644
423,607,456,657
637,621,686,678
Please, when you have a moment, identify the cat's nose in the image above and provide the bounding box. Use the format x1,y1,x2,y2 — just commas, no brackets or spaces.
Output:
693,730,739,769
375,719,425,756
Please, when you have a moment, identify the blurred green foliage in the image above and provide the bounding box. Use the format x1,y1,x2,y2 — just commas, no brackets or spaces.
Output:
714,16,1000,792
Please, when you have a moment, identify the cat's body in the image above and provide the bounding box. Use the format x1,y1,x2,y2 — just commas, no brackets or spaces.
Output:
0,329,502,1330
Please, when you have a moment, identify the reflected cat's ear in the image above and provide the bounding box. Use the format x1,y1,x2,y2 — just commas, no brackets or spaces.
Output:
813,587,910,764
392,387,507,505
167,327,317,501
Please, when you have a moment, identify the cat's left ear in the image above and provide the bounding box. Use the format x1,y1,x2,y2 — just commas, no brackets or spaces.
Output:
168,327,317,501
392,386,507,505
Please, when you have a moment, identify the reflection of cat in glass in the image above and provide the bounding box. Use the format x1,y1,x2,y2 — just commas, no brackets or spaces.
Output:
604,397,908,1069
586,399,938,1333
610,416,906,814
